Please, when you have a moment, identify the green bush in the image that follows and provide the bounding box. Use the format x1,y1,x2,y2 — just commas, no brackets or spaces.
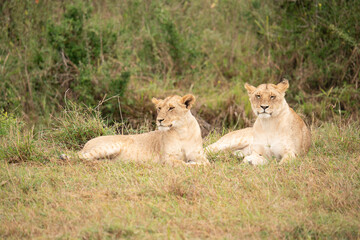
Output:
46,2,127,107
46,3,90,65
49,102,116,150
0,110,19,137
72,65,130,107
47,2,118,65
242,0,360,121
0,129,48,164
280,0,359,86
0,112,49,163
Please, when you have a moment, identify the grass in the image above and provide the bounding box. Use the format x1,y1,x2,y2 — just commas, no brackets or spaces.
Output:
1,111,359,238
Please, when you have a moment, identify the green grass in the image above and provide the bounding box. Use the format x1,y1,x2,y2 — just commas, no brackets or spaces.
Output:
1,113,359,239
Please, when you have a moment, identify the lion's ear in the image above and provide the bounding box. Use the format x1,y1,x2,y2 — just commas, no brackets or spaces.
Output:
181,94,196,109
151,97,161,105
244,83,256,94
276,79,289,93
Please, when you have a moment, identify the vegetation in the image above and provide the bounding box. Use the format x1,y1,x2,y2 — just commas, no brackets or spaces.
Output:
1,0,359,127
1,0,360,238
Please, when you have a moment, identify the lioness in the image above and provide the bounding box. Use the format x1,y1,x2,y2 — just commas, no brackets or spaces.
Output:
64,94,209,165
206,80,311,165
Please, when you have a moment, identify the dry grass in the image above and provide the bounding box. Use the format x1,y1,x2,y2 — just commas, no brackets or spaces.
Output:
1,122,359,239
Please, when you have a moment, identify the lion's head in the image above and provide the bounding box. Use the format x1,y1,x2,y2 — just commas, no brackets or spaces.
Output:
151,94,196,131
244,80,289,119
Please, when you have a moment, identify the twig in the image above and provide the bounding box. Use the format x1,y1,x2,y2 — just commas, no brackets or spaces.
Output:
100,34,105,65
61,50,79,73
22,51,35,111
61,50,68,69
94,94,123,110
117,96,129,135
64,88,70,107
1,52,10,74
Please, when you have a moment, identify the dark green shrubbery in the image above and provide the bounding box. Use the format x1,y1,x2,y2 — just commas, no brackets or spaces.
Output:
73,65,130,107
47,3,118,65
0,1,127,118
280,0,359,86
46,2,127,107
0,0,359,127
136,3,201,76
47,3,91,65
251,0,360,119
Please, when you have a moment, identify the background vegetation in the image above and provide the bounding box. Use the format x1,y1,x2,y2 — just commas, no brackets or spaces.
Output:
1,0,359,238
1,0,359,128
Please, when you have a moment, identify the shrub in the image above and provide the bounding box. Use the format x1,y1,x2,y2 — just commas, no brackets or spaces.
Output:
49,102,116,150
46,3,91,65
137,4,201,76
47,2,118,65
72,65,130,107
0,112,49,163
0,110,19,137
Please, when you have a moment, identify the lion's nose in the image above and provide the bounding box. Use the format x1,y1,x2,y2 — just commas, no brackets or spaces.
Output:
261,105,269,110
158,118,164,123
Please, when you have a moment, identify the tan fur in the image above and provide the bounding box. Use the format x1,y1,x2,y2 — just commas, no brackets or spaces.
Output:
206,80,311,165
75,94,209,165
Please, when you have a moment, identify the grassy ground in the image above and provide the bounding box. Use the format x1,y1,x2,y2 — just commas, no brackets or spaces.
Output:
1,118,359,239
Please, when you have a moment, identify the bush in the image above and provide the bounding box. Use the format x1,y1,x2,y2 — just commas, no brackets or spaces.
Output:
49,102,117,150
0,110,19,137
0,111,49,163
250,0,360,120
47,2,118,65
72,65,130,107
46,2,127,107
0,104,118,163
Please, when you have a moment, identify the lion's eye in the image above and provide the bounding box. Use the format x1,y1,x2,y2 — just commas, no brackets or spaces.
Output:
168,107,175,111
256,95,261,99
157,107,161,111
270,95,276,100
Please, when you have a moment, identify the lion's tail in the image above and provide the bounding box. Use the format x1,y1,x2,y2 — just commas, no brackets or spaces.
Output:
78,143,122,160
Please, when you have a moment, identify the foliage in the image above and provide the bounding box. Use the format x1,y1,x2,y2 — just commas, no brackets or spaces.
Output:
0,111,49,163
0,0,359,127
49,102,117,150
248,0,360,120
0,103,117,162
46,2,117,65
0,110,19,137
0,0,126,118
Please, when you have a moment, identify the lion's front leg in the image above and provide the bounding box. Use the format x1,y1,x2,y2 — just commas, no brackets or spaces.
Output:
205,128,253,154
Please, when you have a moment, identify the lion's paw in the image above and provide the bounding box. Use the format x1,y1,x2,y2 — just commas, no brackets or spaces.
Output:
243,154,268,165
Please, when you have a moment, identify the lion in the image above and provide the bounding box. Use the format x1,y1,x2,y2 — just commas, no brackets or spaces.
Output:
61,94,209,165
206,80,311,165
